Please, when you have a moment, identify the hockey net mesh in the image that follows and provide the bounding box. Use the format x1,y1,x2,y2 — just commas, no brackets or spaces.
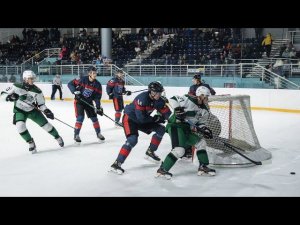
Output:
205,95,272,167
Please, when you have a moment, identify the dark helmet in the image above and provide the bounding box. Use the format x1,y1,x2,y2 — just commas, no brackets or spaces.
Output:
87,66,97,72
193,73,201,80
148,81,164,92
116,69,124,74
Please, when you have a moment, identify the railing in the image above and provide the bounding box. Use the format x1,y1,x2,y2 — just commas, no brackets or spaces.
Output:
21,48,61,71
0,66,22,76
37,64,144,86
1,63,299,89
124,63,300,89
288,31,300,45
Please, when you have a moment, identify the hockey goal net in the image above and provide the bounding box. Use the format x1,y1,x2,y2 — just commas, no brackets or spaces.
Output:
205,95,272,167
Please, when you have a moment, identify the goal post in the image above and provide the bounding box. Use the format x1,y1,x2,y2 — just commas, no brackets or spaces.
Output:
205,95,272,167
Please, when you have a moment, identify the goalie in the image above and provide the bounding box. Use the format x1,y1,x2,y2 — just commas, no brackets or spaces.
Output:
155,86,216,179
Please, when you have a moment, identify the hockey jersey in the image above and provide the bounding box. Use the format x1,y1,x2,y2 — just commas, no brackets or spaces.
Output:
189,83,216,96
124,91,171,124
68,76,102,108
52,76,62,86
106,77,126,99
5,83,48,113
168,94,210,128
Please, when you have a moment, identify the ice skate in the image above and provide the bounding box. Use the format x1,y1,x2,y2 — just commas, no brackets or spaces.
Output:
97,133,105,143
155,163,173,180
145,148,161,163
56,136,64,147
74,134,81,145
197,164,216,176
109,161,125,175
28,138,37,154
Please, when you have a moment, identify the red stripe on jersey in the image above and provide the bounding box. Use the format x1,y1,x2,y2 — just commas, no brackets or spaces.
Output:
93,121,100,129
158,105,171,114
120,148,130,157
123,114,131,135
75,122,82,129
74,100,78,117
107,81,115,87
115,112,121,119
134,100,146,111
113,98,120,111
78,83,102,94
151,136,161,146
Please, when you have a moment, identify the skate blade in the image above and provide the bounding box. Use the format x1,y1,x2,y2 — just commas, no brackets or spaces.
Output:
98,139,105,144
144,155,161,164
109,168,124,175
74,141,81,146
155,173,172,180
31,149,37,154
197,171,216,176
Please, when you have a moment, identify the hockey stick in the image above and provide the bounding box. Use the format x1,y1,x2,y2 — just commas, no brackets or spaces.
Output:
185,119,263,166
213,138,262,165
1,91,76,129
121,88,148,95
77,97,124,127
130,89,148,94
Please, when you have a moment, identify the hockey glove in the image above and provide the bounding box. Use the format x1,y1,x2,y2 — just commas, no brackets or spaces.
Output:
95,106,104,116
124,90,132,96
44,109,54,120
6,93,19,102
108,93,114,100
153,114,165,123
74,91,82,100
174,107,186,121
197,126,213,139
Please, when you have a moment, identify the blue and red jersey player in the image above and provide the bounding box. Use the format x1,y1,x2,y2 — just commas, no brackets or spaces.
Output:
68,66,105,143
110,81,171,174
188,73,216,96
106,69,131,127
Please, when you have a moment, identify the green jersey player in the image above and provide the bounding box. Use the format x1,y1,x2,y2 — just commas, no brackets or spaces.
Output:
156,86,216,179
4,70,64,153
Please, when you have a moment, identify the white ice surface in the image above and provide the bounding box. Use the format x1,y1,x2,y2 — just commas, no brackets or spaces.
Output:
0,99,300,196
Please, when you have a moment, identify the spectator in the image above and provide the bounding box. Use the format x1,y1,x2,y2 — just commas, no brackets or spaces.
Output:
262,33,273,58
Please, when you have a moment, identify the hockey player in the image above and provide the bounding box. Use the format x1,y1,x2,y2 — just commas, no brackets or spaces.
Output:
68,66,105,143
185,73,216,159
110,81,172,174
4,70,64,153
188,73,216,96
156,86,216,179
106,69,131,127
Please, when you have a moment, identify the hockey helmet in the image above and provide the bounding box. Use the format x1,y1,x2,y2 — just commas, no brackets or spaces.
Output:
193,73,201,80
87,66,97,72
148,81,164,93
23,70,36,80
196,86,210,97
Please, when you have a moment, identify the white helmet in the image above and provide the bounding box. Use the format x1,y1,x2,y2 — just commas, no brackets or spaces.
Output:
196,86,210,97
23,70,36,80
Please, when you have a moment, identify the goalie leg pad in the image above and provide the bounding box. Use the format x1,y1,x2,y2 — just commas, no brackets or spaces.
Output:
171,147,185,158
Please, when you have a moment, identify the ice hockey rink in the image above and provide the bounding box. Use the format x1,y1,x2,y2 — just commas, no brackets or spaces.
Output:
0,96,300,197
